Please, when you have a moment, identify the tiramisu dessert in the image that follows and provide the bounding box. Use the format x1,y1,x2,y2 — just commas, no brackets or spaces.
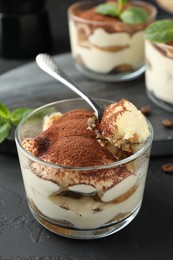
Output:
16,98,152,237
68,0,157,81
145,19,173,112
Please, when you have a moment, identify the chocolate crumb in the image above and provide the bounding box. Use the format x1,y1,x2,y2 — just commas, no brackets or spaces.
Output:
140,106,151,116
162,163,173,173
162,119,173,128
93,207,102,212
60,205,70,210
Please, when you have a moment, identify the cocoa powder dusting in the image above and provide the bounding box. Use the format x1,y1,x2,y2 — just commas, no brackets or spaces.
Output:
25,109,115,167
24,108,133,190
39,136,115,167
99,99,127,138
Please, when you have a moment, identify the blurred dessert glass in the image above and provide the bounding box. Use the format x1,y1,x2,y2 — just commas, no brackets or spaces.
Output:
155,0,173,14
145,19,173,112
15,98,153,239
68,0,157,82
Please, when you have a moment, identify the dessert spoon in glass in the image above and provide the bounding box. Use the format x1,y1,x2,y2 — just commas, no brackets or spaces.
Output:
36,53,103,121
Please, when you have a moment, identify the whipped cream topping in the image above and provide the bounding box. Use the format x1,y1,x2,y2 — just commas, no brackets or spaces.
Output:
145,40,173,104
100,99,150,151
88,28,130,48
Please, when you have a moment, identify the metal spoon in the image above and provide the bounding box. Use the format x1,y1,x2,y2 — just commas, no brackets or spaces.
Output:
36,53,103,121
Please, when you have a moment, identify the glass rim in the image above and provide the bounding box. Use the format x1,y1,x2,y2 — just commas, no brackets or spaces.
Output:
15,98,154,171
68,0,157,26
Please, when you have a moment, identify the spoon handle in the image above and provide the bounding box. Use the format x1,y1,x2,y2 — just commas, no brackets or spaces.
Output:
36,53,103,120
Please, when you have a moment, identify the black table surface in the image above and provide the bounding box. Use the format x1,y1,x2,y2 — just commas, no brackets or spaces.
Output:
0,1,173,259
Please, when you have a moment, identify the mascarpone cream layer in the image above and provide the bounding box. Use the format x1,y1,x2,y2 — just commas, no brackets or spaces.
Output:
69,21,144,73
22,167,146,229
145,40,173,104
100,99,150,153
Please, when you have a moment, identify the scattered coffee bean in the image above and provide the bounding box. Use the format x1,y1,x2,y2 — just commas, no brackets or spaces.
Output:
162,163,173,173
140,105,151,116
162,119,173,128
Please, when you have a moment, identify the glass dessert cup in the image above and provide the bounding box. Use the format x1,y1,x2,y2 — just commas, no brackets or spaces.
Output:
15,98,153,239
145,39,173,113
155,0,173,14
68,1,157,82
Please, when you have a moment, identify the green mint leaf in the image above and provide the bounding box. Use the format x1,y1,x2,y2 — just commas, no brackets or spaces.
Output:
118,0,129,9
11,108,33,126
0,121,11,143
120,7,148,25
144,20,173,43
119,0,129,5
0,102,11,120
0,116,7,125
117,0,129,15
96,3,119,17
